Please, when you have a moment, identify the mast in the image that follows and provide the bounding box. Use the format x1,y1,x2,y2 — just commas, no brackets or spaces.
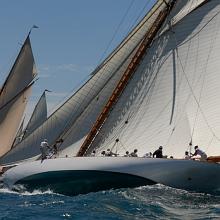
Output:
77,0,176,156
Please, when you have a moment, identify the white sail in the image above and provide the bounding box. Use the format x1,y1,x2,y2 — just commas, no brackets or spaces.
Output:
86,0,220,158
171,0,208,25
0,87,32,155
0,36,36,156
12,90,48,147
0,0,169,164
23,90,47,138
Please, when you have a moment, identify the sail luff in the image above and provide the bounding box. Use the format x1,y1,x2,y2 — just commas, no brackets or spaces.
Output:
77,1,176,157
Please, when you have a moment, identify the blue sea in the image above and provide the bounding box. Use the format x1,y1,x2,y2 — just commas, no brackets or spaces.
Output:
0,185,220,220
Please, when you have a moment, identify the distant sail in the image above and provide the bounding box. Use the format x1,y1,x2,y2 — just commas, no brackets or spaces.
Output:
23,90,47,138
0,0,169,164
12,90,47,147
0,35,37,157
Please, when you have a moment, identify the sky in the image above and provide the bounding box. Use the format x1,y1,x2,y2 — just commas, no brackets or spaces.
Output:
0,0,156,122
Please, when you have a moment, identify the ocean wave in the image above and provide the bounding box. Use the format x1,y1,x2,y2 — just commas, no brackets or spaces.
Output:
0,184,220,219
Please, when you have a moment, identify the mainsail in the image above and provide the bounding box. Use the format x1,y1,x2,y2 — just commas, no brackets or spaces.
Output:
0,35,37,157
83,0,220,158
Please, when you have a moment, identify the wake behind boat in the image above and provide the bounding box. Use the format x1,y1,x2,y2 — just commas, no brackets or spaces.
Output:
2,157,220,196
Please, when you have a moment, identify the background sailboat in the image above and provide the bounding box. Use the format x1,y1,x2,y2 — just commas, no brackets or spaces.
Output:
0,32,37,157
12,89,48,147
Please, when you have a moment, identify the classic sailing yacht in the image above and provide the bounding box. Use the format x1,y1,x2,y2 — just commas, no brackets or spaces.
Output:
0,30,37,157
2,0,220,195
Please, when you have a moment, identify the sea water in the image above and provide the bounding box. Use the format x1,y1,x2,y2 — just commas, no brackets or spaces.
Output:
0,185,220,220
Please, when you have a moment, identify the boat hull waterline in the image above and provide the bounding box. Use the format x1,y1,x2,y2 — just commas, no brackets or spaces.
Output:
2,157,220,195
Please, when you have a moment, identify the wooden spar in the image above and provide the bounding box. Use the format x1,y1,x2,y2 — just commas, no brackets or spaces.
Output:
77,1,175,156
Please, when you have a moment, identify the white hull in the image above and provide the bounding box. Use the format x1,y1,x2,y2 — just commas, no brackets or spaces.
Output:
2,157,220,195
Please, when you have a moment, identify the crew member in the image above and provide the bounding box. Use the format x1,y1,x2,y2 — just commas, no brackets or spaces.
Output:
130,149,138,157
184,151,190,160
191,146,207,161
124,151,130,157
40,139,50,161
153,146,163,158
106,149,118,156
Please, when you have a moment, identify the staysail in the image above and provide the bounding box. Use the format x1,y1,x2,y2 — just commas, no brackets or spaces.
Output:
0,0,170,164
23,90,48,138
83,0,220,158
12,90,48,147
0,35,37,157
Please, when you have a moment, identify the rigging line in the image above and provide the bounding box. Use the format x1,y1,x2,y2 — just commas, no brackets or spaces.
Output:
118,140,128,152
91,120,126,152
172,28,220,142
98,0,136,64
177,9,220,47
190,27,217,141
126,0,153,35
205,134,214,152
90,0,165,79
110,141,117,152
